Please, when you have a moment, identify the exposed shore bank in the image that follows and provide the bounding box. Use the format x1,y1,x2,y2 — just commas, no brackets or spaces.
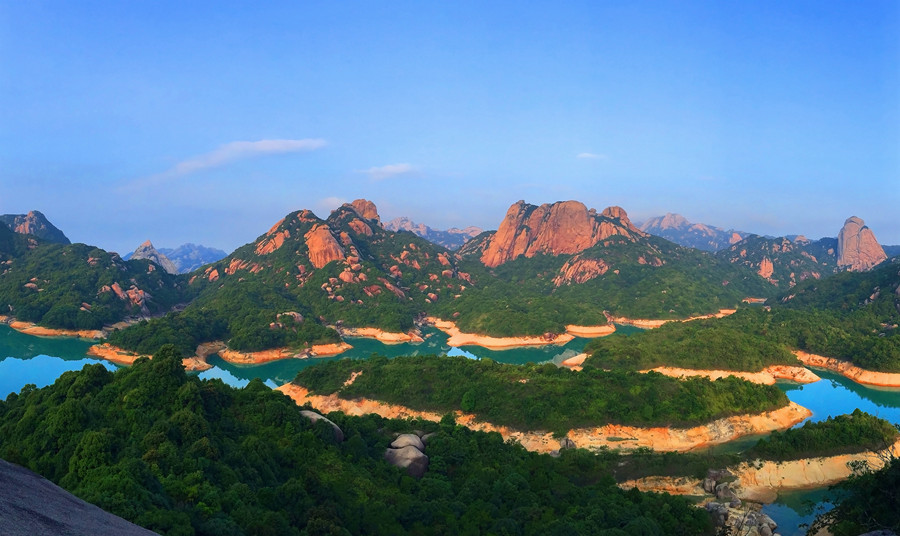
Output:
606,308,737,329
644,365,821,385
0,315,103,339
336,326,424,344
794,351,900,388
426,317,576,349
621,437,900,503
277,382,811,453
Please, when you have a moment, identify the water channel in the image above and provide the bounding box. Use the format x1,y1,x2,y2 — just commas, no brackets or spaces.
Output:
2,323,898,535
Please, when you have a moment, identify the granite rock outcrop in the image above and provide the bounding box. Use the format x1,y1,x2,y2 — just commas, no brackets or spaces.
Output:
478,200,643,267
837,216,887,272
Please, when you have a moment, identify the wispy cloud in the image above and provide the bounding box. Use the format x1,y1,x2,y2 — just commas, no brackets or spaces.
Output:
358,163,415,181
577,152,607,160
316,196,347,215
124,138,326,190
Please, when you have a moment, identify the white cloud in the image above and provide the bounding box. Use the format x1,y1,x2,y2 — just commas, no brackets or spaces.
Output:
577,152,607,160
316,196,347,215
124,138,326,190
358,163,415,181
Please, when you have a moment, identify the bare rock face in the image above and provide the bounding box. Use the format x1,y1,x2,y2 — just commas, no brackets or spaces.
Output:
480,200,642,268
391,434,425,451
837,216,887,272
304,225,345,268
384,445,429,478
553,256,609,286
0,210,70,244
130,240,178,274
0,458,156,536
299,410,344,442
347,199,381,225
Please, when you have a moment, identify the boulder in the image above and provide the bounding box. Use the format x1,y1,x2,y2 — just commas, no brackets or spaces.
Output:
384,445,429,478
299,410,344,442
391,434,425,450
559,437,576,450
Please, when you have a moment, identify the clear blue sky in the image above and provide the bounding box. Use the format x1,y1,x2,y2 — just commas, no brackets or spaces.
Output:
1,1,898,253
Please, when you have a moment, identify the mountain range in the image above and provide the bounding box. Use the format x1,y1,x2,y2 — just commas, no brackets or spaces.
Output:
0,201,894,353
123,242,227,274
384,217,482,250
639,213,746,252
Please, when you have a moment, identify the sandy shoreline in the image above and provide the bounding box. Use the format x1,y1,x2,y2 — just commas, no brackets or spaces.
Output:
427,317,577,349
218,341,352,365
794,350,900,387
0,316,103,339
277,382,811,454
623,437,900,503
607,308,738,329
644,365,821,385
564,324,616,337
337,326,424,344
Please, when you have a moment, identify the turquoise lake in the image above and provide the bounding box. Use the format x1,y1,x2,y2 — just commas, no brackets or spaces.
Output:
2,323,898,535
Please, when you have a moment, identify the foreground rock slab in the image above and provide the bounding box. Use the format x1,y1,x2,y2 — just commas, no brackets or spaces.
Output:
0,458,156,536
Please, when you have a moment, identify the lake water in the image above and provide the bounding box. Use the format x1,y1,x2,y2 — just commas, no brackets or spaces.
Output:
2,323,898,535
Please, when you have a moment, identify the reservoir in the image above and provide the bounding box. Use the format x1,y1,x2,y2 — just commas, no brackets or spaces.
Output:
2,324,898,535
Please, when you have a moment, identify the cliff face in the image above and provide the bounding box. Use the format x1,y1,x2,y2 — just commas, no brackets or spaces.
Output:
130,240,178,274
479,200,643,268
0,210,70,244
837,216,887,272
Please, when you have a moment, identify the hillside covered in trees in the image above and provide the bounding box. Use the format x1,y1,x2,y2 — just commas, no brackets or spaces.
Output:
0,346,715,535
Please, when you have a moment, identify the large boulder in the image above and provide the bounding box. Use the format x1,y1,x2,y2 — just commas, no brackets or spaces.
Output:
391,434,425,450
384,445,429,478
299,410,344,442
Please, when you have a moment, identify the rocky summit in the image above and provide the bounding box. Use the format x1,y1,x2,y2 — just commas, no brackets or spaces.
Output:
475,200,643,267
0,210,70,244
837,216,887,272
130,240,179,274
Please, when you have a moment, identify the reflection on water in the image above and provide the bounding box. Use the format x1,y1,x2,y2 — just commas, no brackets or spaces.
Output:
0,354,118,399
778,369,900,425
5,322,893,535
760,488,832,536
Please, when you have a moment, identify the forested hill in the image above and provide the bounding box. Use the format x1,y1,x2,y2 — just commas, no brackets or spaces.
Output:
108,199,469,354
0,346,714,535
584,258,900,373
0,230,188,330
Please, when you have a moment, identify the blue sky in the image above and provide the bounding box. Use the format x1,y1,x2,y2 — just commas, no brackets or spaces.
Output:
1,1,898,253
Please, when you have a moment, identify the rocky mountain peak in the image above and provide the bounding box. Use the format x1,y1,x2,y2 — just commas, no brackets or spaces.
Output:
837,216,887,272
0,210,70,244
347,199,381,224
130,240,178,274
479,200,642,268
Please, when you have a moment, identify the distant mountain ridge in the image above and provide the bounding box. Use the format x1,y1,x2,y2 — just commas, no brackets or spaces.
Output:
639,213,746,252
0,210,70,244
717,215,889,290
128,240,178,274
384,217,482,250
159,243,228,273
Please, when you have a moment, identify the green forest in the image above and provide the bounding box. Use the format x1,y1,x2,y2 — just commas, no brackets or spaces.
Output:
0,346,715,536
294,354,788,433
745,409,899,461
583,317,798,371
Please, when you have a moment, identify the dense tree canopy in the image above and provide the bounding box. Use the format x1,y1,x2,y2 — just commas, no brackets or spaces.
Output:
0,346,715,535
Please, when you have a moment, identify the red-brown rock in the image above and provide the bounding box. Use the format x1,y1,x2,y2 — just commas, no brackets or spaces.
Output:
837,216,887,272
304,225,346,269
479,200,643,267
